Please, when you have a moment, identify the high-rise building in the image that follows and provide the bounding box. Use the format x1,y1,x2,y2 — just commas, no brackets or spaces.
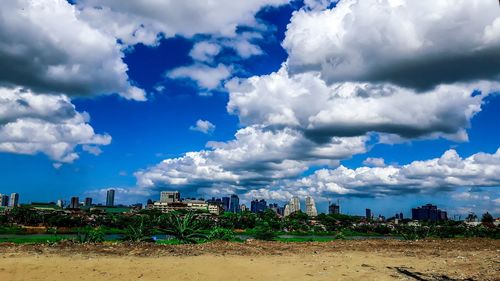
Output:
284,204,291,217
70,196,79,209
240,204,247,212
328,202,340,215
399,212,404,220
84,197,93,206
229,194,240,213
106,189,115,206
305,196,318,217
289,196,301,214
222,197,230,211
411,204,447,221
160,191,180,204
0,194,9,207
366,208,372,219
250,199,267,213
56,199,64,208
9,193,19,207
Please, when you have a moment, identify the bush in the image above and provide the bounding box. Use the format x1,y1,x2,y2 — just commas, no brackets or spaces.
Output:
396,225,430,240
123,216,155,242
208,228,235,241
75,227,105,243
253,223,277,241
160,212,207,244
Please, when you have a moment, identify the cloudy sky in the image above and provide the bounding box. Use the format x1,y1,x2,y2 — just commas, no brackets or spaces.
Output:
1,0,499,217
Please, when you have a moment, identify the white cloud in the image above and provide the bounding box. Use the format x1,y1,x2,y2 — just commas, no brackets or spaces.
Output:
0,0,145,100
283,0,500,90
227,66,497,142
189,42,222,63
281,148,500,199
135,126,367,190
363,157,386,167
0,87,111,162
75,0,289,46
190,120,216,134
133,0,500,203
168,63,232,89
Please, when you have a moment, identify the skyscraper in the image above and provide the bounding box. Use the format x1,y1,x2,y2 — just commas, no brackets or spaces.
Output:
229,194,240,213
222,197,230,211
84,197,93,206
9,193,19,207
0,194,9,207
160,191,180,203
106,189,115,207
329,202,340,215
411,204,447,221
284,204,291,217
289,196,301,214
70,197,79,209
366,208,372,219
250,199,267,213
305,196,318,217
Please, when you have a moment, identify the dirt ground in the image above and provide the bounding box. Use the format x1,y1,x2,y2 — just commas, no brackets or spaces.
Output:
0,239,498,281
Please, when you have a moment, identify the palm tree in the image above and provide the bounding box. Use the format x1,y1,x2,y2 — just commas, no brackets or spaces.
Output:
160,212,207,244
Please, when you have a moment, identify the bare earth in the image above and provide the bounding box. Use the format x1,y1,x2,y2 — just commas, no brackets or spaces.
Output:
0,239,498,281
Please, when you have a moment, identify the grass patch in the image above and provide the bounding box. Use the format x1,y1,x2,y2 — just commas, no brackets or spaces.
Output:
275,237,338,243
0,235,65,244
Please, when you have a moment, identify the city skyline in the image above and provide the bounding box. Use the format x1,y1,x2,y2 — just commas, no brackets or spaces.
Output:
0,0,499,218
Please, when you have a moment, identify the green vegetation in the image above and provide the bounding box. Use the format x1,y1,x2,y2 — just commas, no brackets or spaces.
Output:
74,227,105,243
0,235,65,244
275,236,338,243
0,206,498,244
160,212,207,244
208,227,235,241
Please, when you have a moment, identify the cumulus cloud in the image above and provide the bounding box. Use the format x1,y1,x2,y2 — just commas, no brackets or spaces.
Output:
363,157,386,168
75,0,289,46
0,87,111,162
133,0,500,203
277,148,500,199
283,0,500,90
227,66,497,142
135,126,367,191
190,120,216,134
0,0,145,100
168,64,232,90
189,42,222,63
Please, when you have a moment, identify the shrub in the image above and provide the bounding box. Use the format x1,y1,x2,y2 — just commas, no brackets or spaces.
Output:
160,212,207,244
396,225,430,240
123,216,155,242
253,223,277,241
208,228,234,241
75,227,105,243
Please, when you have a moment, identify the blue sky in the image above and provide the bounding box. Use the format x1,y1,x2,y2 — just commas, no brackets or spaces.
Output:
0,0,499,217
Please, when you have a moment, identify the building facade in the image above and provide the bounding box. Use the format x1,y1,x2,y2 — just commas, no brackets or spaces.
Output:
0,194,9,207
250,199,267,213
289,196,300,214
84,197,93,206
160,191,180,203
229,194,240,213
70,196,79,209
305,196,318,217
106,189,115,206
329,203,340,215
9,193,19,207
365,208,372,219
411,204,447,221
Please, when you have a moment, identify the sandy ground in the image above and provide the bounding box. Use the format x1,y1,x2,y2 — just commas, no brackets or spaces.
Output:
0,239,498,281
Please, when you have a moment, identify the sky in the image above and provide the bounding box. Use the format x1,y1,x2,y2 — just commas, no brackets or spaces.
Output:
0,0,499,218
